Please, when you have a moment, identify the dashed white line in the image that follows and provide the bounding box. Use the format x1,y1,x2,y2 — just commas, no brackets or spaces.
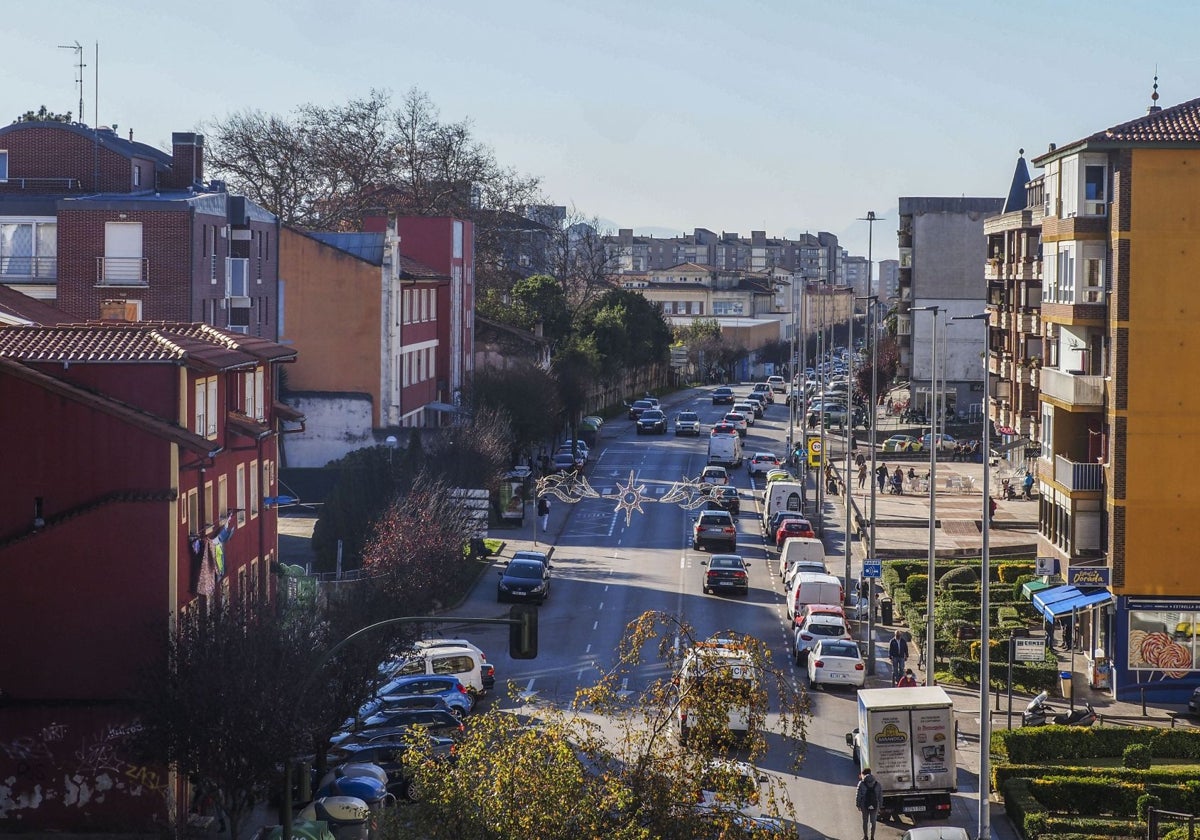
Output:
586,644,591,653
598,601,604,610
593,621,599,630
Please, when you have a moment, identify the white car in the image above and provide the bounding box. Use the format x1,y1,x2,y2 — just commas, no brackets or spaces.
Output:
732,402,758,426
792,613,851,665
806,638,866,689
747,452,782,475
766,375,786,393
700,466,729,487
722,412,749,435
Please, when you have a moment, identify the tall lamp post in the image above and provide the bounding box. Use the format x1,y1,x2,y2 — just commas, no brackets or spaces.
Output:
955,312,992,840
858,211,883,675
911,305,940,685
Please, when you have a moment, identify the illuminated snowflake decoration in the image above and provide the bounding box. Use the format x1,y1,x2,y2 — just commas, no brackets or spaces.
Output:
660,473,715,510
604,470,655,526
535,471,601,504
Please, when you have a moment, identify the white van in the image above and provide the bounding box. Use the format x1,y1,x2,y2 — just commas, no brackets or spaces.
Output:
762,481,806,530
384,644,495,697
708,433,743,468
779,536,827,582
786,571,844,619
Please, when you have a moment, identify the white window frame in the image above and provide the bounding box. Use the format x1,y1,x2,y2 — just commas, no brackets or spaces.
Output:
236,464,246,526
249,460,259,519
194,380,207,435
218,474,229,521
206,378,218,438
403,289,412,324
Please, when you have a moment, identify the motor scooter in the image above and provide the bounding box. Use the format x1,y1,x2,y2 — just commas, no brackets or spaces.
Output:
1022,691,1097,727
1001,479,1017,500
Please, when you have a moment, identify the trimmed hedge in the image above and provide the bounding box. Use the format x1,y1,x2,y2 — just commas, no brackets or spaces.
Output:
1029,776,1145,816
1124,743,1152,770
998,562,1036,583
1002,777,1047,839
991,727,1200,764
993,763,1200,791
950,656,1059,692
904,573,928,605
1041,818,1144,838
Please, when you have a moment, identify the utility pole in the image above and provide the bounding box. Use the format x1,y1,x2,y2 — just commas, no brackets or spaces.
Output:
858,211,883,675
912,305,940,685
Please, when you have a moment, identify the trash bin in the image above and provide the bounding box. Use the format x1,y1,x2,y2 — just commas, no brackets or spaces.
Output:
880,598,894,626
298,797,371,840
1060,670,1074,700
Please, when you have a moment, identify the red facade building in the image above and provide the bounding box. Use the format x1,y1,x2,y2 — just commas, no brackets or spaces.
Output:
0,121,279,338
0,320,299,829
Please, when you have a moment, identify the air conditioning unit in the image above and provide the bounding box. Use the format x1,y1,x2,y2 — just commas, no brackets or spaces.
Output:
226,257,250,297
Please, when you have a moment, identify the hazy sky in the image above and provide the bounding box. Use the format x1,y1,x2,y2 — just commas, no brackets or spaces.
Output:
5,0,1199,257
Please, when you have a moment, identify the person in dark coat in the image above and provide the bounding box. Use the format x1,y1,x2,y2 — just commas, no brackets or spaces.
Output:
856,768,884,840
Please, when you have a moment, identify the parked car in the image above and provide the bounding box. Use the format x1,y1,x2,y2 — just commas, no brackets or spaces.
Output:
732,402,758,426
844,590,871,622
330,707,464,746
792,613,852,665
775,518,816,548
560,439,591,461
706,486,741,515
552,452,581,472
700,466,729,486
882,434,923,453
628,399,654,420
675,411,702,435
920,433,958,452
791,602,847,630
382,644,495,697
701,553,751,595
693,510,737,552
375,674,475,718
806,638,866,689
497,558,551,605
637,409,668,435
712,387,735,405
555,447,586,469
747,452,782,476
766,375,786,393
326,736,457,800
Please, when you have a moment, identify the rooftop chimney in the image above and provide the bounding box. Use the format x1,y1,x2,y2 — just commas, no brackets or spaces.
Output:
170,132,205,189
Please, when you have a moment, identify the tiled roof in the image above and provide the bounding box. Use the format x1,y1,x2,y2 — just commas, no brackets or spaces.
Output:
0,286,76,326
0,322,295,368
1036,97,1200,165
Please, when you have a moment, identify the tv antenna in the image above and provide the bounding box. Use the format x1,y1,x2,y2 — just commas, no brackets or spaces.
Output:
58,40,85,123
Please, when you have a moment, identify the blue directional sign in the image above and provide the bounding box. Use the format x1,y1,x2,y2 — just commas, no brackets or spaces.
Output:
862,559,882,579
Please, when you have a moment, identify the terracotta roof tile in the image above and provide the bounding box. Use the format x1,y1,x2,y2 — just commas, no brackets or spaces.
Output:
1087,96,1200,144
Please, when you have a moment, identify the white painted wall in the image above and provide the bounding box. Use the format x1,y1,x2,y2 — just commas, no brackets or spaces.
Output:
281,393,375,468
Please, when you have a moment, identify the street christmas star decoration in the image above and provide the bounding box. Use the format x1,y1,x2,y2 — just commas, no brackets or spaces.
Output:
604,470,654,526
660,473,714,510
535,470,601,504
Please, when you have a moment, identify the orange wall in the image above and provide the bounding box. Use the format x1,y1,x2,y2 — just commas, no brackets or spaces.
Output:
1120,148,1200,593
279,228,383,424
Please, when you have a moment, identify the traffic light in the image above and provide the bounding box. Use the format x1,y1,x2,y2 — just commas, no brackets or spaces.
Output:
509,604,538,659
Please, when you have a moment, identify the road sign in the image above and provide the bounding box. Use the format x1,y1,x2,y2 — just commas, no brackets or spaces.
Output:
806,435,823,468
862,559,882,579
1013,638,1046,662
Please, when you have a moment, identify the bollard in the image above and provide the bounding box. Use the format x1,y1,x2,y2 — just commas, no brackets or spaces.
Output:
1142,686,1148,717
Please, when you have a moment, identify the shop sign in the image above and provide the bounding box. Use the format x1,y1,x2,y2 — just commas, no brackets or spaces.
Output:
1068,567,1110,587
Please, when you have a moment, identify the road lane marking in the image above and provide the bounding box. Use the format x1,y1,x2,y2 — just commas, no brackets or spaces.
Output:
598,602,604,610
586,644,591,653
593,621,599,630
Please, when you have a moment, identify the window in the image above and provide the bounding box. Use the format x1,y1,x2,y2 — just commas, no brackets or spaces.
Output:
236,464,246,526
187,489,198,532
1084,165,1107,215
194,380,207,435
0,150,7,181
132,164,140,187
203,481,213,532
250,460,259,518
403,289,412,324
1083,256,1105,303
430,289,436,321
207,378,218,437
218,474,228,521
242,367,264,420
102,221,144,285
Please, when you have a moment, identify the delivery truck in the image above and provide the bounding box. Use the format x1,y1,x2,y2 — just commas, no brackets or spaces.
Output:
845,686,956,821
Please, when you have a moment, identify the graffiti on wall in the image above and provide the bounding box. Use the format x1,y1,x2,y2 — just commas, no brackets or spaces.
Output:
0,710,166,829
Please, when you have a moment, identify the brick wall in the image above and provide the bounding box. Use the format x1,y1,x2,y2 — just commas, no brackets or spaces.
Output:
0,124,136,194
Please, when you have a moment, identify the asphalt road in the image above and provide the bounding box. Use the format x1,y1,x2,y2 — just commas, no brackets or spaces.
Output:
440,387,983,839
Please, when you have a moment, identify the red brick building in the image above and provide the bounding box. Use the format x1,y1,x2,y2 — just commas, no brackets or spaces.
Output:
0,320,299,830
0,121,279,338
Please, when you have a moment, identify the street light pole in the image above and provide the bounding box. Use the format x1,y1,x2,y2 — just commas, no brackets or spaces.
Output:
844,300,855,599
912,305,940,685
955,312,991,840
858,211,883,675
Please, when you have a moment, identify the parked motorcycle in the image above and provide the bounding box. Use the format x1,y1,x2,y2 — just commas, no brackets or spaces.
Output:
1022,691,1097,727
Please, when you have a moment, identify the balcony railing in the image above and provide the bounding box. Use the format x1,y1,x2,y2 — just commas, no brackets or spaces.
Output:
1039,367,1103,407
95,257,149,286
1055,454,1104,491
0,177,81,190
0,256,57,280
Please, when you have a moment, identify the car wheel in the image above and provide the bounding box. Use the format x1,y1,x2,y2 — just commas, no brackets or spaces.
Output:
702,585,709,594
692,541,700,551
450,706,465,719
403,778,421,801
809,675,819,689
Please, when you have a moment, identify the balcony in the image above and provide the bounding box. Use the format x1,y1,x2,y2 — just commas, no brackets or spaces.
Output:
1055,455,1104,491
1016,311,1038,333
0,256,57,281
1039,367,1103,407
95,257,149,287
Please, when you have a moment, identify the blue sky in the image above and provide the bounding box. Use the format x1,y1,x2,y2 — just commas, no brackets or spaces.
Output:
5,0,1199,257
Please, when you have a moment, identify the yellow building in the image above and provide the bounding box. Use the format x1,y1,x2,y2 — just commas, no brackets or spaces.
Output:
1033,92,1200,701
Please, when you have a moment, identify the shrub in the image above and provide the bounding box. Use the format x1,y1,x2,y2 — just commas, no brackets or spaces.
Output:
1137,793,1161,822
1124,743,1153,770
999,562,1036,583
993,763,1200,791
939,564,978,588
905,573,929,605
994,727,1161,765
1002,777,1047,839
1013,573,1037,601
1030,776,1141,816
1042,818,1145,838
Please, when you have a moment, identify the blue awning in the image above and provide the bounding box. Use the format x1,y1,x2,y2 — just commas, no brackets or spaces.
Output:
1033,584,1112,619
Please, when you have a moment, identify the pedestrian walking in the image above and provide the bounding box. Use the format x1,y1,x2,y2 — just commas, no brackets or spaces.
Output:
989,496,997,521
888,630,908,685
855,768,883,840
858,462,868,490
1062,618,1073,651
537,495,551,539
855,452,866,469
897,668,918,687
876,463,889,492
1045,616,1056,649
1023,471,1035,500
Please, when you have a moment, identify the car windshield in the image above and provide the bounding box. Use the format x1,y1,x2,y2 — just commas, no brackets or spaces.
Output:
820,641,859,658
506,562,543,579
642,410,664,419
633,400,652,409
680,412,698,421
715,488,736,498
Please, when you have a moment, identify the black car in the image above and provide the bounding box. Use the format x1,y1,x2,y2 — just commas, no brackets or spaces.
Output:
332,707,465,747
497,558,551,604
326,736,456,800
628,399,654,420
552,452,579,473
701,553,751,595
712,387,734,405
706,486,741,515
637,409,667,435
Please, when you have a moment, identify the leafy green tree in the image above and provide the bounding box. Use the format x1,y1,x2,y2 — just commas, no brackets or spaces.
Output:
510,274,572,343
552,334,602,432
15,105,72,123
398,612,807,840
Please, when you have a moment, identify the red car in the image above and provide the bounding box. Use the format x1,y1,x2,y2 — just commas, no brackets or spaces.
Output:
776,518,816,549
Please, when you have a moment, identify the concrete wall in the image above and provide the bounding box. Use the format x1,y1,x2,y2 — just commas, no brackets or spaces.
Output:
282,392,376,468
